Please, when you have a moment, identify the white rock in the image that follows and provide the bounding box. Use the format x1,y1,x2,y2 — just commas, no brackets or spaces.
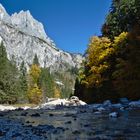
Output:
94,111,101,115
103,100,112,107
21,106,30,110
112,103,122,109
97,107,105,112
129,100,140,107
0,105,16,111
70,96,79,101
79,100,87,106
120,107,124,111
109,112,118,118
39,98,86,109
41,99,68,106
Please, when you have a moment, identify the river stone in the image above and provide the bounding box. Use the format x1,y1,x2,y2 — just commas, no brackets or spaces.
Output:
109,112,119,118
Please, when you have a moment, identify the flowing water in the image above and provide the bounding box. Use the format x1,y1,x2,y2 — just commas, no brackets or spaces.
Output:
0,106,140,140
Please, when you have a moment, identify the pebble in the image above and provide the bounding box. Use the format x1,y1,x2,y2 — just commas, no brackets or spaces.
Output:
21,112,28,116
94,111,101,115
49,113,54,116
97,107,105,112
31,113,40,117
72,130,81,134
65,121,72,124
109,112,119,118
0,130,6,136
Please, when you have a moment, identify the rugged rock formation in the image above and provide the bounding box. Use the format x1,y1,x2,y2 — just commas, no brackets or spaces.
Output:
0,4,83,71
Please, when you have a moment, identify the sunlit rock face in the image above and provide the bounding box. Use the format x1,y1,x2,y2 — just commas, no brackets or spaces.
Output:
0,4,84,71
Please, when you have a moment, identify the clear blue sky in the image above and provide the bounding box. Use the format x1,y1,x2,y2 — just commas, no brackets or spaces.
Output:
0,0,112,54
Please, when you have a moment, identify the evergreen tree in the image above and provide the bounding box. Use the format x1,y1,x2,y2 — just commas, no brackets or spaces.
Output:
33,54,40,66
102,0,140,39
0,42,20,104
39,68,55,99
18,61,28,103
112,26,140,99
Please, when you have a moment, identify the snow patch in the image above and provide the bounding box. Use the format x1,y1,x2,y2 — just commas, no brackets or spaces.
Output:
55,81,64,86
0,105,16,111
0,36,2,43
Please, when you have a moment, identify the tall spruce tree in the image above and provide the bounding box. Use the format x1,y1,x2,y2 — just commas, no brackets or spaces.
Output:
33,54,40,66
39,68,55,99
0,42,20,104
18,61,28,103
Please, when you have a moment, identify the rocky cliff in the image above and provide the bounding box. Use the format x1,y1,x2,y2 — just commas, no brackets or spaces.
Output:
0,4,83,72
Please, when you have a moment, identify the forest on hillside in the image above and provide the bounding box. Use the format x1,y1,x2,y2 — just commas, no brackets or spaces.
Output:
74,0,140,103
0,43,60,104
0,41,76,104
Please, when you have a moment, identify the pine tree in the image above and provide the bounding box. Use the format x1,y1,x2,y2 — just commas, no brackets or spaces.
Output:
39,68,55,99
18,61,28,103
33,54,40,66
0,42,21,104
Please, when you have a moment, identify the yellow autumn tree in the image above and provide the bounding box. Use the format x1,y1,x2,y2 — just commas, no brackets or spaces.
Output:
54,86,61,98
84,36,114,87
29,64,41,84
27,83,42,104
27,64,43,104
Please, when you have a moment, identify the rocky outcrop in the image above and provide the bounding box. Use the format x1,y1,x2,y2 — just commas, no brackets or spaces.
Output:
38,96,87,109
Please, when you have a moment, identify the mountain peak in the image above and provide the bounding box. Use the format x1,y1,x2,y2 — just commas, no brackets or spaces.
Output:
0,4,84,71
0,3,11,23
11,10,47,40
12,10,32,19
0,3,49,43
0,3,6,14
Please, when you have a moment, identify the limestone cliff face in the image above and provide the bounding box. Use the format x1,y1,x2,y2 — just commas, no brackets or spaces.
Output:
0,4,83,72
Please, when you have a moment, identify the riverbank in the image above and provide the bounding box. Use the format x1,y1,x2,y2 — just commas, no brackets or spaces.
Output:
0,99,140,139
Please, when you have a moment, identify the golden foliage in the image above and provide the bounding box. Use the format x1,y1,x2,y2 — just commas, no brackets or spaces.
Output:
27,84,42,104
54,86,61,98
29,64,41,84
27,64,43,104
83,36,114,87
114,32,128,45
113,32,128,53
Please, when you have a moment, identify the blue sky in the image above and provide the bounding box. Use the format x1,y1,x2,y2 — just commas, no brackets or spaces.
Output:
0,0,112,54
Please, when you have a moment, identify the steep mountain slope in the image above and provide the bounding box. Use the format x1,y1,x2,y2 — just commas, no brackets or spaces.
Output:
0,4,83,71
0,4,84,97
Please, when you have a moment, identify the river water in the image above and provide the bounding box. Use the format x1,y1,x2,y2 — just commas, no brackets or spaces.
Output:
0,106,140,140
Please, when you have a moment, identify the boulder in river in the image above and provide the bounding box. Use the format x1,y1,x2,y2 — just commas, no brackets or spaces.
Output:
103,100,112,108
129,100,140,108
